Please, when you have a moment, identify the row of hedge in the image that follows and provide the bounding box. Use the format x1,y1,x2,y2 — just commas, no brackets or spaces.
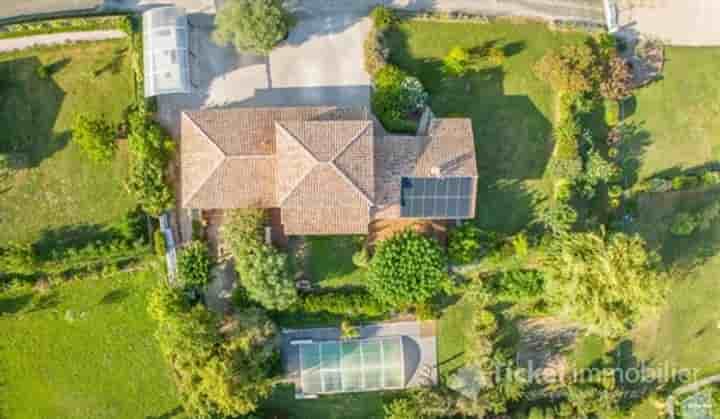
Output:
546,93,583,182
0,15,132,39
637,169,720,194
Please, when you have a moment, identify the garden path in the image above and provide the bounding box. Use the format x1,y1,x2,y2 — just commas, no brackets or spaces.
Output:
0,29,125,52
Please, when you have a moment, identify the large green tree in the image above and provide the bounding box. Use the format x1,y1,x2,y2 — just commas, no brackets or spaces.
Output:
213,0,293,54
73,113,116,163
541,231,667,338
148,285,277,418
534,44,601,94
367,230,449,308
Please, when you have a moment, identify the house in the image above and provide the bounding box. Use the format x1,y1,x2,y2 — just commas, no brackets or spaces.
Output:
180,106,478,236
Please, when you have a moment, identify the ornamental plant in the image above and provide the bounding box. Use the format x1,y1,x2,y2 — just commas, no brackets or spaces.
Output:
367,230,449,308
178,240,212,289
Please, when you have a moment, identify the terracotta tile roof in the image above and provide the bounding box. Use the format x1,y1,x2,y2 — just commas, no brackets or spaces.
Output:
180,107,477,233
373,119,478,220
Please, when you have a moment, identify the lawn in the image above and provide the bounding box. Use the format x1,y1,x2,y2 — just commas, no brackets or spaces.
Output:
262,384,385,419
0,40,136,246
0,263,181,419
624,47,720,181
385,20,587,233
305,236,367,288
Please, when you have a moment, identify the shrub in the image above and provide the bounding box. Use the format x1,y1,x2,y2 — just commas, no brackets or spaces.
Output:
534,44,601,94
490,270,545,301
600,56,633,101
604,99,620,127
400,76,429,113
702,171,720,186
114,207,147,243
153,228,166,256
371,65,423,133
340,320,360,340
36,65,49,80
368,230,449,308
670,212,698,236
178,241,212,288
487,46,505,65
352,247,370,268
443,46,472,77
363,27,388,76
0,242,37,276
448,222,498,264
213,0,294,54
672,175,700,191
370,5,397,29
535,199,578,236
73,113,116,163
301,289,387,317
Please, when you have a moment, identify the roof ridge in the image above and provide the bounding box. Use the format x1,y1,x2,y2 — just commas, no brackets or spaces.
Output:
183,112,228,157
329,161,373,206
181,113,228,207
329,121,371,162
275,121,319,205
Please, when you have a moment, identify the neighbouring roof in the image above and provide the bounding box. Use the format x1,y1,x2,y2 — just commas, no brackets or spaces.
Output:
180,107,478,235
143,7,191,97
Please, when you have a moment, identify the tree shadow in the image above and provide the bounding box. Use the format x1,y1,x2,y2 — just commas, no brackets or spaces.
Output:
33,223,121,261
47,57,71,76
93,47,127,77
99,289,129,305
0,57,67,168
0,292,33,315
615,121,652,189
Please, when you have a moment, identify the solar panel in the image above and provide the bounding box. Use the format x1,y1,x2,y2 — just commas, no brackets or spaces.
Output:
297,337,405,394
401,177,474,218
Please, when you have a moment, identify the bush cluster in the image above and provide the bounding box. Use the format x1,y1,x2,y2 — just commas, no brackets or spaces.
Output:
371,65,428,133
367,230,449,308
489,270,545,301
670,201,720,236
363,27,388,76
448,222,499,264
638,170,720,193
125,104,174,216
177,241,212,289
72,113,117,164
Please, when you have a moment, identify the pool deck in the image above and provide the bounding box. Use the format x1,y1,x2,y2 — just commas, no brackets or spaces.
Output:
281,320,438,396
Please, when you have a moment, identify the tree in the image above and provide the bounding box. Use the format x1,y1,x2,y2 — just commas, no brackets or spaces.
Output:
177,241,212,289
442,46,472,77
367,230,449,308
148,285,278,418
534,44,601,94
213,0,293,54
222,209,297,310
601,56,633,100
234,243,297,310
73,113,116,163
541,231,667,337
578,149,619,199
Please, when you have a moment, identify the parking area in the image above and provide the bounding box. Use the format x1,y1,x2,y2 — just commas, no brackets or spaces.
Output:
156,11,371,138
617,0,720,45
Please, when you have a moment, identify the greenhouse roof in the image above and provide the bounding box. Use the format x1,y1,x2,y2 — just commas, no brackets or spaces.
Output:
143,7,191,97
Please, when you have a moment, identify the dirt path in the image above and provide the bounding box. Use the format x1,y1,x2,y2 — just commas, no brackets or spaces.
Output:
0,30,126,52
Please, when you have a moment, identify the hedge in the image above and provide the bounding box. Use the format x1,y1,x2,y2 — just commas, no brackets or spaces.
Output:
0,15,132,39
300,289,388,318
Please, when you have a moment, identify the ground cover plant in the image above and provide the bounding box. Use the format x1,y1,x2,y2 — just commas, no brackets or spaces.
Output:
0,263,181,419
0,40,136,244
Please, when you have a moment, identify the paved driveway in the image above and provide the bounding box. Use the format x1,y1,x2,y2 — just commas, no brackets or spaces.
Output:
617,0,720,45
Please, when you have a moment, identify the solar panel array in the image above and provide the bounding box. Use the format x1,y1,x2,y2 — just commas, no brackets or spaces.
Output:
299,338,405,394
400,177,473,218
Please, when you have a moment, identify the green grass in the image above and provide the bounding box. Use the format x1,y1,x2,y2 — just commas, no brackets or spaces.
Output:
0,40,136,245
571,334,607,370
261,384,385,419
624,47,720,181
385,20,586,233
437,295,473,379
0,263,181,419
306,236,367,288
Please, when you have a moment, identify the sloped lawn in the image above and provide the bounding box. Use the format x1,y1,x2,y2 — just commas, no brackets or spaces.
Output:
0,263,181,419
